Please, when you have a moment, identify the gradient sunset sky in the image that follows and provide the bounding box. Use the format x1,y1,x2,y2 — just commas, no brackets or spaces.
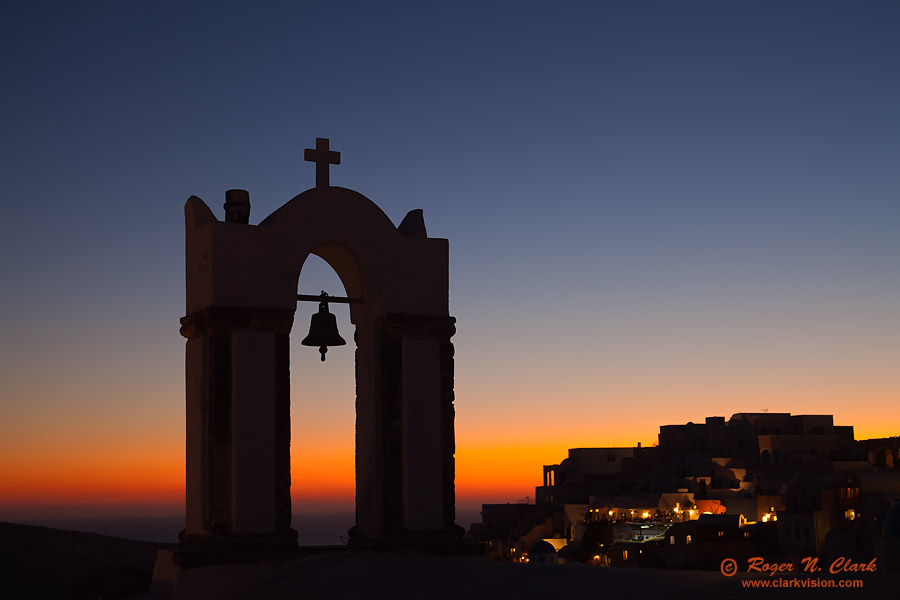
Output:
2,1,898,520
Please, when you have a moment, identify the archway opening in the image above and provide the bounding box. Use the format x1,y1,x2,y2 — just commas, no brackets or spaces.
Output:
291,253,356,545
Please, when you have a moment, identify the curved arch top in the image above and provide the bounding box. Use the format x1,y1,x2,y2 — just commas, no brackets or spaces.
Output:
260,186,398,233
185,186,449,316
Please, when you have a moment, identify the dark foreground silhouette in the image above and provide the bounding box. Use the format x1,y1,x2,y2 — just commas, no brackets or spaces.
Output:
2,521,898,599
0,521,174,599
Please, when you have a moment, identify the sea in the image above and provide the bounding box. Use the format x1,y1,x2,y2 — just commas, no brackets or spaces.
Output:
11,509,485,545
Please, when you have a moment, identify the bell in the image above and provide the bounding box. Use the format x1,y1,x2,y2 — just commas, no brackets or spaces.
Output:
301,296,346,361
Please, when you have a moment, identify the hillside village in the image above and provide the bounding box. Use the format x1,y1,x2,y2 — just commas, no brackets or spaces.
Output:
469,412,900,572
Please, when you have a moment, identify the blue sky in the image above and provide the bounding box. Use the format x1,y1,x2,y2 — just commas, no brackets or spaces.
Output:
2,1,898,512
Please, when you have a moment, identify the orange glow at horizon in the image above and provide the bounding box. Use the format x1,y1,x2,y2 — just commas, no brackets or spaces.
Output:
1,454,184,506
290,452,354,504
3,408,900,516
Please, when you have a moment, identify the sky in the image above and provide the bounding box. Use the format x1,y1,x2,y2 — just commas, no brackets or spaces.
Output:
1,1,899,521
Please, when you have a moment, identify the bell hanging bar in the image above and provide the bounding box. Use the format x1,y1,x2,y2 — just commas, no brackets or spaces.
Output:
297,293,361,304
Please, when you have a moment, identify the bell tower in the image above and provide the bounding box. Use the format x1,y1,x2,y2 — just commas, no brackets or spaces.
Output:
156,139,461,597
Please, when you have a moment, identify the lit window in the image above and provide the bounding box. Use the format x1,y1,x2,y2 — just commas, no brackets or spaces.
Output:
686,535,692,544
623,550,628,560
670,536,675,545
718,531,724,537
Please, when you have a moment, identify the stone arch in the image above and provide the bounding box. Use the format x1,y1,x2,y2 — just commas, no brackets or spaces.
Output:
179,184,460,549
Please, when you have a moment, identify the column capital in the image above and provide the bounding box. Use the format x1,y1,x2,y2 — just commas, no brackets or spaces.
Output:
180,307,295,339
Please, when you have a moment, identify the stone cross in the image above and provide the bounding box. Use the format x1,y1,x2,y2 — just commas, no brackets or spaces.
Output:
304,137,341,188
